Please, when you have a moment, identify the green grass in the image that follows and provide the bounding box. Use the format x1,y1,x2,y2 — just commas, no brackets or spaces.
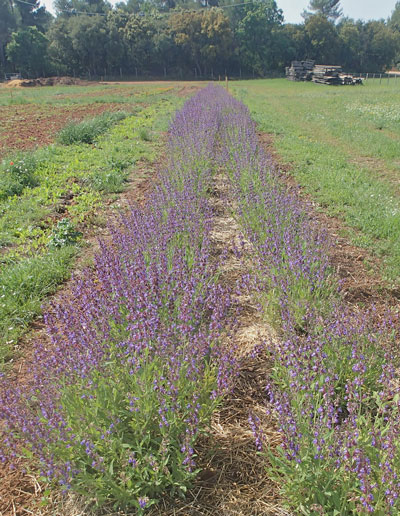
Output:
0,83,191,107
232,78,400,282
0,83,172,106
0,86,186,368
57,111,128,145
0,247,76,364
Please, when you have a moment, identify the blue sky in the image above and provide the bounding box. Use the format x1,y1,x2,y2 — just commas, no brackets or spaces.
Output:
277,0,397,23
41,0,397,20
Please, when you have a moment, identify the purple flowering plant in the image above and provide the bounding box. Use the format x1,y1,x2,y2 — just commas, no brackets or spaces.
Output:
0,87,237,512
214,87,400,514
2,84,400,514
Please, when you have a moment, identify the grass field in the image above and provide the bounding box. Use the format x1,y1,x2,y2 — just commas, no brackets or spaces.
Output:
0,82,194,366
232,78,400,282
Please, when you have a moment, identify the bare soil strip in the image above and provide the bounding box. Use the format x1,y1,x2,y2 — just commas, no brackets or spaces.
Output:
0,103,129,159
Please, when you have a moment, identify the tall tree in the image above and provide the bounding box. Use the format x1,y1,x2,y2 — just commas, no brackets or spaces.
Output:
122,13,158,71
54,0,111,16
389,2,400,31
6,25,49,76
303,0,342,22
0,0,16,70
304,13,340,62
14,0,52,32
236,0,283,75
170,8,232,75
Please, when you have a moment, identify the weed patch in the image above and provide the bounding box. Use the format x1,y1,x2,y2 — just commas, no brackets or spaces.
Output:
57,111,128,145
0,247,76,363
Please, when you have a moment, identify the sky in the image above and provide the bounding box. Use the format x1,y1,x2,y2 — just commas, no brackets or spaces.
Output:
41,0,398,21
276,0,396,23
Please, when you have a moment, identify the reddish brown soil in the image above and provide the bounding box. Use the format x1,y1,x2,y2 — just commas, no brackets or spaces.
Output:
0,103,128,159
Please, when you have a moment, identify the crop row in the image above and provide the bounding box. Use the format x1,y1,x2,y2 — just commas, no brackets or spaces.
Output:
216,89,400,514
0,87,238,512
0,97,178,365
2,85,399,515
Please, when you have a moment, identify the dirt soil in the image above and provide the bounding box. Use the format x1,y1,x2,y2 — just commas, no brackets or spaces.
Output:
0,103,130,159
4,77,92,88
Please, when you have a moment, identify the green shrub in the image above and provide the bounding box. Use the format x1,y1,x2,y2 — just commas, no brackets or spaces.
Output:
0,154,39,199
49,218,82,248
138,127,152,141
90,169,129,194
57,111,128,145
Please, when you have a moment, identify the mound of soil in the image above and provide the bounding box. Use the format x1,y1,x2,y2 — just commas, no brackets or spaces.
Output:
4,77,91,88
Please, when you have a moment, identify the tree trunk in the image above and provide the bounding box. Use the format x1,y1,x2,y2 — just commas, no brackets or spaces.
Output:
0,41,5,69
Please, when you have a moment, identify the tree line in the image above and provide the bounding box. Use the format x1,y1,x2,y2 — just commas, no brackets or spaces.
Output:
1,0,400,79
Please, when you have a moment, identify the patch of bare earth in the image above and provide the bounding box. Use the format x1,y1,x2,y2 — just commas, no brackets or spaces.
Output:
0,103,130,159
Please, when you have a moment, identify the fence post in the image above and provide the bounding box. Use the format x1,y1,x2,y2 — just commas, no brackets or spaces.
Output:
380,73,382,84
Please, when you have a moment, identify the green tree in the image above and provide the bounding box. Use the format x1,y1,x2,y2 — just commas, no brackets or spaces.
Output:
361,20,399,71
14,0,52,32
280,23,307,64
6,25,49,76
170,8,232,75
54,0,111,16
389,2,400,31
236,0,283,75
0,0,16,71
304,14,340,63
123,13,158,72
104,10,128,73
68,15,108,76
48,14,109,76
303,0,342,22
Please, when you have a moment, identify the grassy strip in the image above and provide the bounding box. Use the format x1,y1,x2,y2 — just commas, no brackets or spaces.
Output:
0,84,176,107
232,79,400,283
0,247,76,363
57,111,128,145
0,93,183,367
